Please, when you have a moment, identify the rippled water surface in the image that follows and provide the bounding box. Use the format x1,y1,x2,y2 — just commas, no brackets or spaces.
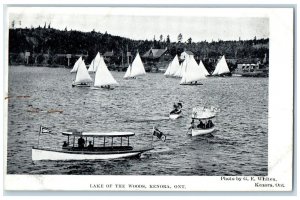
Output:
7,66,268,175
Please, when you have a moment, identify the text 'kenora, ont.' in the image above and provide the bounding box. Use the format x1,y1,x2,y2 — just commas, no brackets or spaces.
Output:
220,176,285,188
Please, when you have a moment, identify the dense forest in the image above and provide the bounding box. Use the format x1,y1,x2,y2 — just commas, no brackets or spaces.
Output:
9,26,269,71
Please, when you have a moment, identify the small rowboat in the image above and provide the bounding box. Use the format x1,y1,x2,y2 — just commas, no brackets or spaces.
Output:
32,128,153,161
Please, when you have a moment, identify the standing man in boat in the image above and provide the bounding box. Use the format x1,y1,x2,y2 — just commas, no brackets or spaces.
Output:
78,136,85,149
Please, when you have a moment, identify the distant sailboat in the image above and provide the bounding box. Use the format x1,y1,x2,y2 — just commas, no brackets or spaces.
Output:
72,60,93,87
70,56,82,73
123,64,132,79
92,56,118,90
174,59,186,78
124,52,146,79
199,60,210,76
180,56,206,85
212,55,231,76
88,52,101,73
164,55,180,77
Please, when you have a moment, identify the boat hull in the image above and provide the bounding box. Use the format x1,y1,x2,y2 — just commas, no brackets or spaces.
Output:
169,113,181,119
190,127,215,136
32,147,152,161
180,83,203,85
90,86,114,90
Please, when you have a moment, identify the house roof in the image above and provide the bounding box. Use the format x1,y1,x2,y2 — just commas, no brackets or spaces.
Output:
103,51,114,57
143,48,168,58
185,51,194,55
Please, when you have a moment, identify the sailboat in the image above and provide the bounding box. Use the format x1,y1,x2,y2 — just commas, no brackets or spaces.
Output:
70,56,82,73
180,56,206,85
123,52,146,79
164,55,180,77
212,55,231,76
91,56,118,90
88,52,101,73
72,60,93,87
199,60,210,76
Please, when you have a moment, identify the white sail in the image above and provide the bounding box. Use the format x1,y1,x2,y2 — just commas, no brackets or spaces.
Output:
212,55,230,75
165,55,181,77
180,56,206,84
199,60,210,76
129,52,146,77
70,57,82,73
88,59,95,72
174,60,186,78
88,52,101,72
74,60,93,83
124,64,132,78
164,63,171,76
94,56,118,87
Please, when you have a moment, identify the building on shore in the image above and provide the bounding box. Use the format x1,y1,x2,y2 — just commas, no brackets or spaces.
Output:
142,47,172,72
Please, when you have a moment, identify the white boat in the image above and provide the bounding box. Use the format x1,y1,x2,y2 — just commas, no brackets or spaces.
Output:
32,129,153,161
164,55,180,77
180,56,206,85
188,106,218,136
169,102,183,119
198,60,210,76
92,56,118,90
169,112,181,119
72,60,93,87
70,56,82,73
212,55,231,76
88,52,101,73
124,52,146,79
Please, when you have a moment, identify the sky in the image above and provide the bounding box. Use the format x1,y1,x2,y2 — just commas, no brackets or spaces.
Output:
8,7,269,42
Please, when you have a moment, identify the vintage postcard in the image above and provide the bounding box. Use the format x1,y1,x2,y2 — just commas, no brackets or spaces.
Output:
2,4,294,192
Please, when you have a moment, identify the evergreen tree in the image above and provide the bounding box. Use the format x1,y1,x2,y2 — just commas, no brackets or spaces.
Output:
178,33,182,43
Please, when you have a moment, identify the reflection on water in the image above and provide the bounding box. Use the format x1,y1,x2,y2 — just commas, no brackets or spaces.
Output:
7,66,268,175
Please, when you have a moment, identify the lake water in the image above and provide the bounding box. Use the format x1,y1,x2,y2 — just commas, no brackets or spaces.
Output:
6,66,268,176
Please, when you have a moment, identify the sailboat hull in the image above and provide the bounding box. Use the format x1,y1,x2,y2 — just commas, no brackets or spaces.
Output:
72,83,91,87
180,83,203,86
91,86,114,90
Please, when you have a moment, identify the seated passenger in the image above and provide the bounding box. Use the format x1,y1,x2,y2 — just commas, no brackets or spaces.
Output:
62,141,68,148
87,141,94,151
197,120,205,129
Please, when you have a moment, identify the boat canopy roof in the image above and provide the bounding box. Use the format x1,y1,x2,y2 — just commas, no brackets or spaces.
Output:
62,131,135,137
192,106,217,119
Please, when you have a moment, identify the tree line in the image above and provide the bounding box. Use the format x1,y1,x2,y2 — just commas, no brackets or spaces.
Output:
9,26,269,68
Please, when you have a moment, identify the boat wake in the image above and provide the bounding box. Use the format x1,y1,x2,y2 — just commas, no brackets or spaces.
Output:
124,116,170,123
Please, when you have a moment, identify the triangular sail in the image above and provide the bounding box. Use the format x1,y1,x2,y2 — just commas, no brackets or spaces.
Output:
88,52,101,72
180,57,206,84
88,59,95,72
94,56,118,86
212,55,230,75
124,64,132,78
70,57,82,73
129,52,146,77
164,63,171,76
74,60,93,83
165,55,180,77
174,60,185,78
199,60,210,76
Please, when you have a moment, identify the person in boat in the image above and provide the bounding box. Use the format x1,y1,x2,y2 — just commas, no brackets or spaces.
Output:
170,102,182,115
62,141,68,148
87,141,94,151
189,119,195,129
197,120,205,129
78,137,85,149
207,120,214,128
